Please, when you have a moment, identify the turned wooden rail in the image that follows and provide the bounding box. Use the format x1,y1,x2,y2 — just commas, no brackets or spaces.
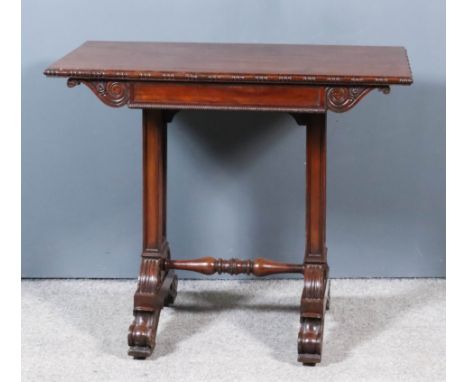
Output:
164,257,304,276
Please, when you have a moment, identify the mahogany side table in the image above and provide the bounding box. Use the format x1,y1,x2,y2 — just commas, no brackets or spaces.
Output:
45,41,412,365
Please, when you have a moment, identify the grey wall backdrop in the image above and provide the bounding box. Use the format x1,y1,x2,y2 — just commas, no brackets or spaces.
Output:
22,0,445,278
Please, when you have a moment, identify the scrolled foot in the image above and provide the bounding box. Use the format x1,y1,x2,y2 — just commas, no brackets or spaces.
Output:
128,310,161,359
298,264,328,365
297,317,324,364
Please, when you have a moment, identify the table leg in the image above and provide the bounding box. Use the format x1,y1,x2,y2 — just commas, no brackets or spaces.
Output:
297,113,330,365
128,109,178,359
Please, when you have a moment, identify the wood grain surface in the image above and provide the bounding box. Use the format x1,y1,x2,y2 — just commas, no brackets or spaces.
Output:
44,41,412,85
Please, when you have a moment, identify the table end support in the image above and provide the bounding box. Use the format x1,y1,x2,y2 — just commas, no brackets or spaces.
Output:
128,109,177,359
297,113,329,365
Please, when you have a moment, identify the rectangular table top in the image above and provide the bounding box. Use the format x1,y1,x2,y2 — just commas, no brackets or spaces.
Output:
44,41,412,86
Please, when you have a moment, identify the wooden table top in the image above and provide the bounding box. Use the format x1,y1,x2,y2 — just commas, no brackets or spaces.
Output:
44,41,413,86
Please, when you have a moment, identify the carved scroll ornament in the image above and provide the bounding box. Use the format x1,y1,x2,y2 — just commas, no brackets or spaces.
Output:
67,79,130,107
326,86,390,112
298,264,329,364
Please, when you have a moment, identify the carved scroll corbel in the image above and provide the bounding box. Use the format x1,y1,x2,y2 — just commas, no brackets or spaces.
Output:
67,79,130,107
326,86,390,112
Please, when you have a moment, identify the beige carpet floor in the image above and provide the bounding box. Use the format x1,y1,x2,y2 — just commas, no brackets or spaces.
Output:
22,279,445,382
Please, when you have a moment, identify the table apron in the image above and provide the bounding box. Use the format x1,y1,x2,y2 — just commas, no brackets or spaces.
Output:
129,82,326,112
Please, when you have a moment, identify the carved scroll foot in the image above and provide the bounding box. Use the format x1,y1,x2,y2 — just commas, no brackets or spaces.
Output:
298,264,329,365
128,310,161,359
298,317,323,365
128,256,176,359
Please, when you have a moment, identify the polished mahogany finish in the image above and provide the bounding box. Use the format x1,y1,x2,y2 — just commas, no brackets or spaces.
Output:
131,82,326,112
45,41,412,85
45,41,412,365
